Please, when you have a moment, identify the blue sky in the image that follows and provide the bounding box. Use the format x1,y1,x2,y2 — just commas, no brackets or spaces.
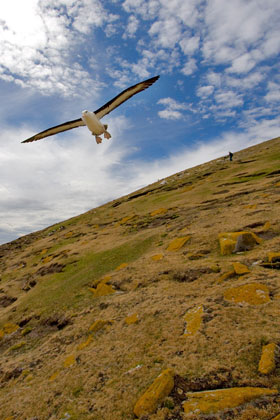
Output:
1,0,280,244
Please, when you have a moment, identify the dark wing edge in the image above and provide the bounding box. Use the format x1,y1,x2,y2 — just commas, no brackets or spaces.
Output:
21,118,85,143
94,75,160,120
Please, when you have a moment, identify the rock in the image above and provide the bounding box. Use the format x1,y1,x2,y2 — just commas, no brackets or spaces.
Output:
271,415,280,420
89,319,110,334
218,270,235,282
151,254,163,261
150,208,167,217
258,343,277,374
224,283,270,305
268,252,280,263
133,369,174,417
218,231,262,255
3,323,19,334
125,313,139,324
183,387,278,415
77,335,93,350
63,355,76,368
90,283,115,297
245,204,257,209
167,236,191,252
184,305,203,336
115,262,128,271
232,262,250,275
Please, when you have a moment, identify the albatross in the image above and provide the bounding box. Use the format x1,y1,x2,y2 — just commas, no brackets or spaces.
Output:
22,75,160,144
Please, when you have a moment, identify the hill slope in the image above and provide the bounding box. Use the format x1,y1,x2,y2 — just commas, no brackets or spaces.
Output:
0,137,280,420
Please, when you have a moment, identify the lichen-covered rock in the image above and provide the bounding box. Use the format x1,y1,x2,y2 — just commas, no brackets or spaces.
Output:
272,414,280,420
125,313,139,324
218,231,262,255
224,283,270,305
268,252,280,263
90,283,115,297
263,221,271,231
8,341,26,352
183,387,278,415
3,323,19,335
49,371,60,381
258,343,277,374
150,208,167,217
133,369,174,417
89,319,110,333
119,215,136,225
167,236,191,251
218,270,235,282
63,355,76,368
43,255,53,264
115,262,128,271
151,254,163,261
245,204,257,209
77,335,93,350
232,262,250,275
184,305,203,336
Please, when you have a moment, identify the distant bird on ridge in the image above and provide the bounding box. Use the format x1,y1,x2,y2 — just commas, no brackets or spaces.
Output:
22,75,160,144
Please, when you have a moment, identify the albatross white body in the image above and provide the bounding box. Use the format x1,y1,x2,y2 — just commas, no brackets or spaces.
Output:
81,110,111,143
21,75,159,144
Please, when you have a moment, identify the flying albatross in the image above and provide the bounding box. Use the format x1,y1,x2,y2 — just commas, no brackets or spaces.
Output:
22,75,160,144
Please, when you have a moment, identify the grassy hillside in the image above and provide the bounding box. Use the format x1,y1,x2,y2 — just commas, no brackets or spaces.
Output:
0,137,280,420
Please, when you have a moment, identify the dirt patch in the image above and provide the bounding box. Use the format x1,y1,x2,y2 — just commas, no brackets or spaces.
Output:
0,295,17,307
36,263,65,276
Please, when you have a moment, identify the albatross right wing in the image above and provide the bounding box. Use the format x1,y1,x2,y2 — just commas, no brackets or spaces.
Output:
21,118,85,143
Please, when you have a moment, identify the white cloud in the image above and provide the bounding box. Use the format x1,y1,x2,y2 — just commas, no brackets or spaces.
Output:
123,15,139,39
197,85,214,97
215,90,243,108
157,97,188,120
181,58,197,76
179,36,200,55
265,81,280,102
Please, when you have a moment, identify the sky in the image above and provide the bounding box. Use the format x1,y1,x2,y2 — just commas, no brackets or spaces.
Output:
1,0,280,245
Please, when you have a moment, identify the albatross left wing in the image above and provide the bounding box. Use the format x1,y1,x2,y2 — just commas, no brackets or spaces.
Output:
21,117,85,143
94,75,160,120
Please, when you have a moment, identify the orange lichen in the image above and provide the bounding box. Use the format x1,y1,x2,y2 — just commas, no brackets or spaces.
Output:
232,262,250,275
133,369,174,418
115,262,128,271
77,335,93,350
244,204,257,209
183,387,278,415
3,323,19,335
63,355,76,368
119,215,136,225
218,270,235,282
151,254,163,261
90,283,115,297
150,208,167,217
258,343,277,374
43,256,53,264
49,371,60,382
263,221,271,231
224,283,270,305
268,252,280,263
125,313,139,325
184,305,203,336
167,236,191,251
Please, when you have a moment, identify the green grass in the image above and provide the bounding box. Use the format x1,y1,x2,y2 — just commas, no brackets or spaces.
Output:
15,234,157,317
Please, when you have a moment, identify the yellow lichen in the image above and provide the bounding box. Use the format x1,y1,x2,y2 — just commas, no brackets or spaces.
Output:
218,270,235,282
43,256,53,264
167,236,191,251
89,319,109,333
150,208,167,217
151,254,163,261
119,215,136,225
0,330,4,340
268,252,280,263
3,323,19,335
224,283,270,305
40,248,48,255
244,204,257,209
272,415,280,420
115,262,128,271
218,231,262,255
90,283,115,297
125,313,139,324
181,186,193,192
77,335,93,350
184,305,203,336
133,369,174,418
63,355,76,368
49,371,60,381
183,387,278,415
263,221,271,231
258,343,277,374
232,262,250,275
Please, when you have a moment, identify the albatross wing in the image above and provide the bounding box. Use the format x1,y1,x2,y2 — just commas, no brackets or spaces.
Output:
21,118,85,143
94,75,160,120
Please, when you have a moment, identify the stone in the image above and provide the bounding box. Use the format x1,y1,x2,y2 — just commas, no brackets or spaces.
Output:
272,415,280,420
133,369,174,417
232,262,250,275
77,335,93,350
183,387,278,415
268,252,280,263
258,343,277,374
125,313,139,324
167,236,191,251
218,270,235,282
150,208,167,217
3,323,19,335
115,262,128,271
63,355,76,368
119,215,136,225
245,204,257,209
90,283,115,297
219,231,262,255
151,254,163,261
224,283,270,305
89,319,110,333
184,305,203,336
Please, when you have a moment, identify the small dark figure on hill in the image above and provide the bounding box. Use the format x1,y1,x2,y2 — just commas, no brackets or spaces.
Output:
229,151,233,161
